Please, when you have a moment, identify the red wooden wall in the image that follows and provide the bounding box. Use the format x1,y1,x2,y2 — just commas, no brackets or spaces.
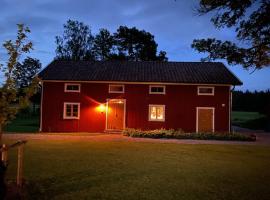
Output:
41,82,231,132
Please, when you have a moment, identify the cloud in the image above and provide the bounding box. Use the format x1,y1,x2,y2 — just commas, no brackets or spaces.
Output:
0,0,268,90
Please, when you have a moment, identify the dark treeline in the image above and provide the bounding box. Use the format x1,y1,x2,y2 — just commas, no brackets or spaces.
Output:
233,90,270,116
55,20,168,62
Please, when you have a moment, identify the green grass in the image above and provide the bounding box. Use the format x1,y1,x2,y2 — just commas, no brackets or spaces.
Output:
232,111,265,124
3,139,270,200
232,111,269,131
4,114,39,133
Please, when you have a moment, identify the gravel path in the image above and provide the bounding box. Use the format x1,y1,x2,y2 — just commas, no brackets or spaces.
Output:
3,132,270,145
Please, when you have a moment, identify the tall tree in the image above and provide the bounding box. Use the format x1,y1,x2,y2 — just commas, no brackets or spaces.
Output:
93,29,115,60
0,24,39,143
114,26,168,61
191,0,270,69
55,20,94,60
16,57,41,88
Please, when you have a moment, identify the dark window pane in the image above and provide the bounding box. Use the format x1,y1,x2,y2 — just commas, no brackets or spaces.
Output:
151,86,164,93
66,84,79,91
72,105,78,117
199,88,213,94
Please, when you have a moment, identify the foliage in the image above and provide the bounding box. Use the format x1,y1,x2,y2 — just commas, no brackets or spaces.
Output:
123,128,255,141
191,0,270,69
55,20,95,61
92,28,115,60
16,57,41,88
114,26,168,61
55,20,168,61
0,24,39,142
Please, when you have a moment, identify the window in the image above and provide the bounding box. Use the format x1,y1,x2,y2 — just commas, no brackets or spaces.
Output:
149,105,165,121
63,103,80,119
197,86,214,96
149,85,166,94
109,85,124,93
65,83,80,92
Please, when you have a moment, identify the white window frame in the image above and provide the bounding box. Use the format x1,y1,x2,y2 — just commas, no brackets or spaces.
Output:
109,84,125,93
148,104,165,122
149,85,166,94
63,102,80,119
64,83,81,93
197,86,214,96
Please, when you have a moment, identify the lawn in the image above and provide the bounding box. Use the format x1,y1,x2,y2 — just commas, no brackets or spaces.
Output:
4,114,39,133
232,111,269,131
3,139,270,200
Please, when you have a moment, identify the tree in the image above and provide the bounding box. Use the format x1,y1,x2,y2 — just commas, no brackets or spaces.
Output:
16,57,41,88
114,26,168,61
55,20,94,61
191,0,270,69
0,24,39,143
93,29,115,60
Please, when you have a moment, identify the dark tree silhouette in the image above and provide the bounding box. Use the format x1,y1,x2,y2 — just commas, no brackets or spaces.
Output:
191,0,270,70
16,57,41,88
55,21,168,61
93,29,115,60
114,26,167,61
55,20,94,60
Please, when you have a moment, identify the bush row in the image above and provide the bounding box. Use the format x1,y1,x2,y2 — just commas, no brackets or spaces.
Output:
122,128,256,141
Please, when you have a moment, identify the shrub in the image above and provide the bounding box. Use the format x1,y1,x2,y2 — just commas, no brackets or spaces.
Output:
123,128,256,141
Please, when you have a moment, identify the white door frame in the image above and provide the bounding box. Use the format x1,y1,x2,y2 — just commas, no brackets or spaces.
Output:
105,99,126,131
196,107,215,133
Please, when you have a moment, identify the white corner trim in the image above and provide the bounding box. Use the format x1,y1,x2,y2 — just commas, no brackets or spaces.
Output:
149,85,166,94
63,102,80,119
196,107,215,133
108,84,125,93
148,104,166,122
64,83,81,93
197,86,215,96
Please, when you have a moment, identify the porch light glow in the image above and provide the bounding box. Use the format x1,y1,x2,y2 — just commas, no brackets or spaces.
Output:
97,104,106,113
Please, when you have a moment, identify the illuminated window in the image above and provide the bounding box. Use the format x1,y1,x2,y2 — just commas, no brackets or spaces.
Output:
65,83,80,92
149,105,165,121
63,103,80,119
109,85,124,93
149,85,166,94
197,86,214,96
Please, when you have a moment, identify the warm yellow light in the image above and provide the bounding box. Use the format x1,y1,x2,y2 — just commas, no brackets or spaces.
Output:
97,104,106,113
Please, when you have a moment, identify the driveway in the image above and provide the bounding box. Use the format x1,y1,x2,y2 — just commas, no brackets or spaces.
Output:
3,132,270,145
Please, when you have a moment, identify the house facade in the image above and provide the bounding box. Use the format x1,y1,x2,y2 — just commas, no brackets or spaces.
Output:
39,61,242,133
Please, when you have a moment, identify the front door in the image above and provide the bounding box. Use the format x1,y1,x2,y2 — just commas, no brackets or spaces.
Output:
196,107,214,132
106,99,125,130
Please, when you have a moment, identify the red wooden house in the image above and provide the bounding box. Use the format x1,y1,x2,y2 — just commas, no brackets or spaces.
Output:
38,61,242,133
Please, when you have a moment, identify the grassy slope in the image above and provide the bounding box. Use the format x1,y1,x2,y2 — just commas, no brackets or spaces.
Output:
232,111,269,130
4,139,270,200
232,111,265,124
4,114,39,133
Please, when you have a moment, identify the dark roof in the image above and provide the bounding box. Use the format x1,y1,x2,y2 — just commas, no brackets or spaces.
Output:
38,60,242,85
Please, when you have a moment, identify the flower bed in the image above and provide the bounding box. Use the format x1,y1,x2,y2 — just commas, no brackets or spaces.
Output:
123,128,256,141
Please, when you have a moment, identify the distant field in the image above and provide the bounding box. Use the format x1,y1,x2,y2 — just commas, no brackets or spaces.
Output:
4,114,39,133
232,111,269,131
232,111,265,123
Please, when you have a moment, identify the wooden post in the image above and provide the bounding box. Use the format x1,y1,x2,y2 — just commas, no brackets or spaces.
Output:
17,144,24,187
1,144,8,166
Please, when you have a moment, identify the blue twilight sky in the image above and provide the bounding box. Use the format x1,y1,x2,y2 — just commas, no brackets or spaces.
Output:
0,0,269,91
